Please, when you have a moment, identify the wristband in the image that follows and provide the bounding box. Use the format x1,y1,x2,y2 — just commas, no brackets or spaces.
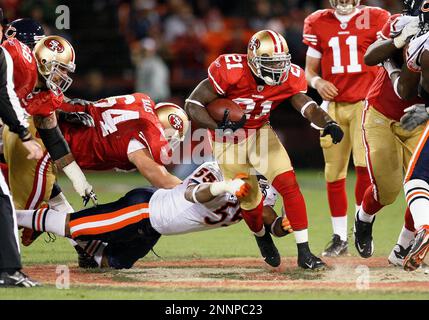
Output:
300,101,317,117
19,128,32,142
185,99,206,108
310,76,321,89
192,184,202,203
62,161,89,197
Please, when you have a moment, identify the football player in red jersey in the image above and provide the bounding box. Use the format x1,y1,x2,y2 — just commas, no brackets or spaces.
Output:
353,3,423,261
0,11,43,288
185,30,344,270
303,1,390,257
57,94,186,188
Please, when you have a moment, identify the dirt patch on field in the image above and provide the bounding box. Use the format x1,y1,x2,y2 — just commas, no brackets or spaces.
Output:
24,257,429,292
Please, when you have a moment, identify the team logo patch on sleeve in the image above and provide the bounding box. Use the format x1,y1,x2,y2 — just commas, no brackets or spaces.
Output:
44,39,64,53
168,114,184,131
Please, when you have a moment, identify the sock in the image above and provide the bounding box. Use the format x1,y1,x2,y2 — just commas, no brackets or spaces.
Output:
327,179,347,217
331,216,347,241
241,199,264,233
272,171,308,230
48,192,77,246
404,179,429,229
355,205,361,215
404,207,415,232
359,185,383,223
294,229,308,244
355,166,371,205
16,208,66,236
396,225,415,248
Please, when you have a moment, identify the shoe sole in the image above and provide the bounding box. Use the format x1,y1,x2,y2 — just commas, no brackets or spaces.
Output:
404,233,429,271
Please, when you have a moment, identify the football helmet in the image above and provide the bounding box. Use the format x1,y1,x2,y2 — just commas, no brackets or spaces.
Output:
33,35,75,96
154,102,190,150
5,18,45,49
247,30,291,86
329,0,360,15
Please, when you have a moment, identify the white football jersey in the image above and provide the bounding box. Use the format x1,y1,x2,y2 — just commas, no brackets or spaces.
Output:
149,162,277,235
407,30,429,72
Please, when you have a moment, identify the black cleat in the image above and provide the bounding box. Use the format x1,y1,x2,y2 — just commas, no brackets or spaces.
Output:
322,234,348,257
297,250,327,270
75,246,99,269
254,232,281,268
404,225,429,271
354,214,375,258
0,271,40,287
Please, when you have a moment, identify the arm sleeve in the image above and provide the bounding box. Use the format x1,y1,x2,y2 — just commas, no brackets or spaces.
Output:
302,15,322,52
0,47,29,138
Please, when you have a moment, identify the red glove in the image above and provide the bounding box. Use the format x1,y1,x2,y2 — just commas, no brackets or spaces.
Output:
24,91,64,117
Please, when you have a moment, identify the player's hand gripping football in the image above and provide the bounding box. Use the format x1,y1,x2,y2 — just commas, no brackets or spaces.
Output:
210,173,251,198
217,109,246,133
58,110,95,127
321,121,344,144
400,104,429,131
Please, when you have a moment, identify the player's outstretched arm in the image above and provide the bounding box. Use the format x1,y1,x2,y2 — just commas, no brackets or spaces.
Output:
128,149,181,189
290,93,344,144
185,176,250,204
34,114,97,206
184,78,220,130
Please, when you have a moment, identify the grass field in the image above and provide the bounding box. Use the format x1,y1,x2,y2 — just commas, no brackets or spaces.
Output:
1,169,428,300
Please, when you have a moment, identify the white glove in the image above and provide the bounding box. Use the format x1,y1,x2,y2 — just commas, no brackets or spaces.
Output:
62,161,98,206
383,59,401,79
392,16,420,48
210,175,250,198
400,104,429,131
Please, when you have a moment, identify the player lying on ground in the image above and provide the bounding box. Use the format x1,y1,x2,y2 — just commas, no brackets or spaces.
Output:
352,2,424,263
185,29,344,270
16,162,293,269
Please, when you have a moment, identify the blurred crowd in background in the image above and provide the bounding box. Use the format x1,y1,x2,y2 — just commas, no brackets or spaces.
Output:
1,0,403,167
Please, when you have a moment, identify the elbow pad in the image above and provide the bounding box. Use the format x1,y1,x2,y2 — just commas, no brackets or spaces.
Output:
37,126,70,161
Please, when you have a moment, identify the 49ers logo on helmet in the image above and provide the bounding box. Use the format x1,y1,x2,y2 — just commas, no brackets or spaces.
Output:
248,37,260,51
168,114,184,131
44,39,64,53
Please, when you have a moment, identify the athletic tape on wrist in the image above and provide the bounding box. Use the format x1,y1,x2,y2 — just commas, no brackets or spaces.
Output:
310,76,321,89
300,101,317,117
192,184,202,204
185,99,206,108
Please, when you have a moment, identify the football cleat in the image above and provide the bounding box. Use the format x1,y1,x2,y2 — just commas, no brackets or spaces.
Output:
322,234,348,257
354,213,375,258
297,250,327,270
254,232,281,268
0,271,40,287
388,244,412,267
404,225,429,271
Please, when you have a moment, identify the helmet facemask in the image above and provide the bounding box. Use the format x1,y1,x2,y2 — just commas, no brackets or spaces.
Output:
40,59,75,96
329,0,360,15
252,53,291,86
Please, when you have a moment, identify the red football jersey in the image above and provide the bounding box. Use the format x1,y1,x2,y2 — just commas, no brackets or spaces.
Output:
366,14,423,121
303,6,390,103
208,54,307,129
1,38,38,100
59,93,169,170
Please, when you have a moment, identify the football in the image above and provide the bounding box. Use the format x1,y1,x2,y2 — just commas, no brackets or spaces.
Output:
206,98,244,123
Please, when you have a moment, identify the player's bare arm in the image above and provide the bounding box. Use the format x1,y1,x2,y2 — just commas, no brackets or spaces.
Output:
128,149,181,189
420,50,429,96
305,56,338,101
387,62,420,100
290,93,344,144
184,78,220,130
364,39,399,66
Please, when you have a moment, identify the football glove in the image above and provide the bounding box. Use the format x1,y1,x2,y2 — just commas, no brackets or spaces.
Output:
321,121,344,144
400,104,429,131
217,109,246,133
64,97,94,106
391,16,420,49
57,110,95,127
